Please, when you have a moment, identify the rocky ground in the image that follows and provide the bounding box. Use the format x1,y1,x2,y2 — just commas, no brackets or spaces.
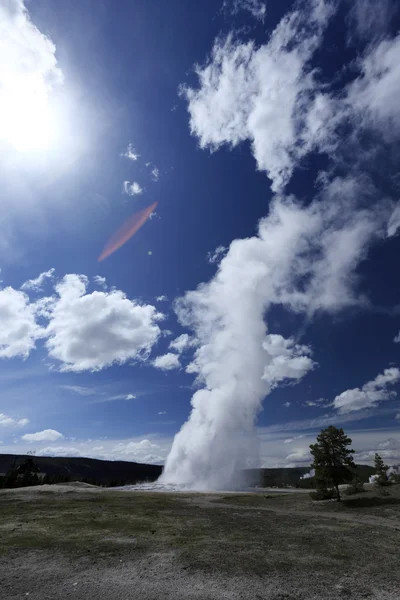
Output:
0,482,399,599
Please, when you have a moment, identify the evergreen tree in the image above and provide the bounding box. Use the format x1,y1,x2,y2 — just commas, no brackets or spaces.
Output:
374,453,389,486
310,426,355,502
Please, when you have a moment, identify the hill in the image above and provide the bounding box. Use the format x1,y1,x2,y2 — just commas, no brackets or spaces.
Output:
0,454,162,487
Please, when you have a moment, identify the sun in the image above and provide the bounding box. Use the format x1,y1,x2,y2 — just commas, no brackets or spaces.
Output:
0,75,58,153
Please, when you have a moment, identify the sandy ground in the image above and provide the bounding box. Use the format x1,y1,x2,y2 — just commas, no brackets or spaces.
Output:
0,483,399,599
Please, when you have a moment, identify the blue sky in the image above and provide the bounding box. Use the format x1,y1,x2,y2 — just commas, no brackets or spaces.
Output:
0,0,400,477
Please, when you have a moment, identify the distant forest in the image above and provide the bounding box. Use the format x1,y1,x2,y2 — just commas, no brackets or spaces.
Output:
0,454,376,490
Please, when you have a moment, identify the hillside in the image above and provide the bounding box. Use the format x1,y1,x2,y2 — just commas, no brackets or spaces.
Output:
0,454,162,487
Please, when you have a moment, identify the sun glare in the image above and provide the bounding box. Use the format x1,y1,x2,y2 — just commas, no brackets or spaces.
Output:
0,75,58,153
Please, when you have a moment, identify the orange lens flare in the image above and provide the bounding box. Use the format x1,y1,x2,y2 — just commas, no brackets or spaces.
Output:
98,201,158,261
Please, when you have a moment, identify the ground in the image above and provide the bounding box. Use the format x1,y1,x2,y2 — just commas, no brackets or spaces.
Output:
0,483,399,599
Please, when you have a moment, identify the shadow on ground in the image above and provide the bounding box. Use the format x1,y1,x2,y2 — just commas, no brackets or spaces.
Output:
343,496,400,508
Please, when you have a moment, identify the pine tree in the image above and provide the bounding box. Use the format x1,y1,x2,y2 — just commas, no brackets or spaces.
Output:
374,453,389,486
310,426,355,502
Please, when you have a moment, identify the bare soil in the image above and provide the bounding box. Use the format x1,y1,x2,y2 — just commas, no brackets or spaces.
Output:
0,483,399,599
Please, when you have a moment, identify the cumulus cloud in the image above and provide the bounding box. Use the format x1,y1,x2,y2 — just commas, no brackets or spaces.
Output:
182,0,335,191
21,268,55,292
121,142,139,161
333,367,400,414
0,0,63,152
22,429,64,442
168,333,195,354
151,167,160,182
45,274,163,372
262,335,315,387
0,413,29,427
153,353,181,371
0,287,43,358
126,393,136,400
156,295,168,302
207,245,227,264
123,181,143,196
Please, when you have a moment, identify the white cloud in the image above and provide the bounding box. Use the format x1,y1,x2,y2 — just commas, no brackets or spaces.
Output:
333,367,400,414
153,353,181,371
156,295,168,302
151,167,160,182
45,274,163,372
182,0,335,191
226,0,267,21
354,437,400,464
21,268,55,292
0,287,43,358
262,334,315,388
394,332,400,343
283,435,305,444
285,448,311,467
109,439,164,464
0,0,63,152
168,333,195,354
123,181,143,196
60,385,97,396
93,275,107,290
0,413,29,427
126,394,136,400
304,398,327,407
207,245,227,264
36,446,81,457
121,142,139,161
158,411,167,415
22,429,64,442
284,402,291,408
347,34,400,138
387,204,400,238
349,0,396,41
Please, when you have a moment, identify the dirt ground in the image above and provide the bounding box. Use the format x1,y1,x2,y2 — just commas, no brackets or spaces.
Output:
0,483,399,599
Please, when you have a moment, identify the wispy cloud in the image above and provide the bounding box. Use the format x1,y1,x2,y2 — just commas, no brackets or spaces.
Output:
123,181,143,196
60,385,97,396
121,143,139,161
207,245,227,264
21,269,55,292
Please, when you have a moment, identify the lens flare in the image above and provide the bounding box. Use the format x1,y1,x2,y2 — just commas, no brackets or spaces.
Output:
98,201,158,261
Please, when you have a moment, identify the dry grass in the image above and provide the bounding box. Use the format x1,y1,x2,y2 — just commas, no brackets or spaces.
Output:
0,484,399,599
